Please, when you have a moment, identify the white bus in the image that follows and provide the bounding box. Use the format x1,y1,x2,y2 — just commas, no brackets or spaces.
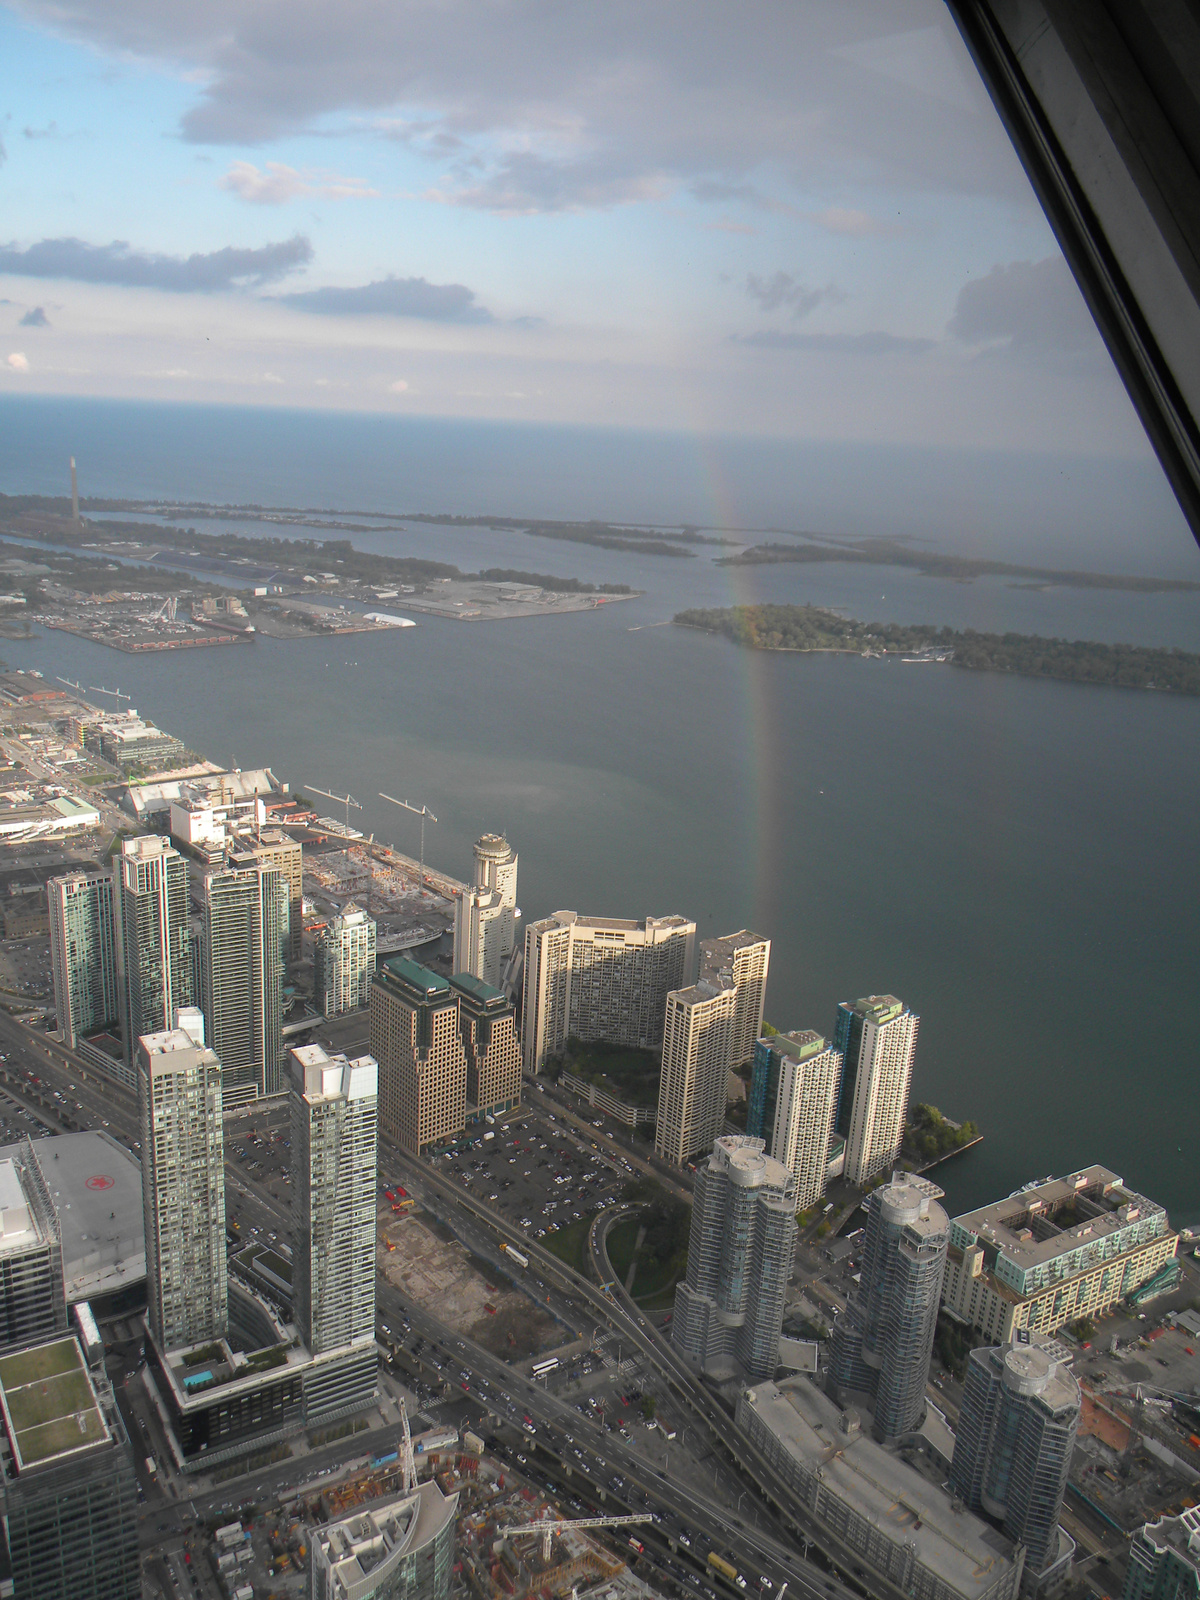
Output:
531,1357,559,1377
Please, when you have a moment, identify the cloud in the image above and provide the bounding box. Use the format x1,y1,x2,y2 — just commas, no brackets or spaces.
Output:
18,306,50,327
738,329,935,354
6,4,1021,213
277,275,492,322
5,353,29,372
219,160,379,204
810,206,897,236
0,234,313,291
745,272,842,319
388,379,409,392
23,121,60,139
426,151,668,214
948,256,1100,352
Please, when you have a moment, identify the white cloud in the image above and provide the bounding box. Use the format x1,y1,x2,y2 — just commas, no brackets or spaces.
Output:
5,353,29,372
219,160,379,204
388,378,409,392
810,206,898,237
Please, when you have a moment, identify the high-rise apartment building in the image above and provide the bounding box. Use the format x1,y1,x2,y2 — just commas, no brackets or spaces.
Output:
655,980,735,1166
0,1335,140,1600
833,994,919,1186
0,1140,67,1355
200,862,287,1104
951,1332,1080,1589
747,1030,843,1211
450,973,522,1119
453,833,519,989
230,829,303,962
290,1044,378,1357
828,1171,948,1442
315,902,376,1016
311,1480,459,1600
1125,1509,1200,1600
672,1135,796,1381
113,835,192,1071
522,910,696,1074
370,958,467,1154
943,1167,1178,1343
47,871,118,1049
700,930,770,1067
138,1026,228,1352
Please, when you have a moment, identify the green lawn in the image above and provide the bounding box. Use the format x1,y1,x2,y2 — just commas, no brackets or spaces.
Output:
541,1214,595,1276
557,1038,660,1107
606,1216,686,1306
0,1339,82,1389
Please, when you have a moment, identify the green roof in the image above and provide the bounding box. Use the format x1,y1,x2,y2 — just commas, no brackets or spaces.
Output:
0,1337,109,1470
377,956,450,998
449,971,507,1007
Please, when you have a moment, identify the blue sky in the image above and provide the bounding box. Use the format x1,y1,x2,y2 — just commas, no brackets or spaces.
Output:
0,0,1160,459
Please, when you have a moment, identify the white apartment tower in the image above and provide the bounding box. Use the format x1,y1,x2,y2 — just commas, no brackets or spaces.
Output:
315,902,376,1016
522,910,696,1074
137,1024,227,1352
834,995,920,1186
453,834,519,989
290,1043,378,1357
703,930,771,1068
749,1030,844,1211
113,836,193,1075
48,870,119,1049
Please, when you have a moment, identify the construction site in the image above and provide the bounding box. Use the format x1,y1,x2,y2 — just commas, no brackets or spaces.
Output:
35,588,247,651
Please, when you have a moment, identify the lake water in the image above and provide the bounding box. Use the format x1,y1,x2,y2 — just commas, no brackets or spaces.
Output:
2,396,1198,1223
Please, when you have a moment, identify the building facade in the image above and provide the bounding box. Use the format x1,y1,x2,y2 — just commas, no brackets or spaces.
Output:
450,973,522,1119
113,836,193,1072
315,903,377,1017
229,830,303,962
654,980,735,1167
1124,1509,1200,1600
452,833,519,990
700,930,770,1067
311,1481,459,1600
0,1335,141,1600
47,871,118,1048
0,1141,67,1355
834,994,919,1186
521,910,696,1074
290,1044,379,1359
370,958,467,1154
200,862,287,1104
942,1167,1179,1343
672,1135,796,1381
828,1172,949,1442
747,1030,843,1211
951,1333,1080,1589
138,1026,228,1352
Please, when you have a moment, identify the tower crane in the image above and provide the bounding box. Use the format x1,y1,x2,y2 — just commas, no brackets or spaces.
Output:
307,785,362,861
379,793,437,889
497,1512,654,1565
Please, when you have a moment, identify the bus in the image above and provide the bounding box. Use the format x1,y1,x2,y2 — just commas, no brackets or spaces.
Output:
532,1357,560,1377
144,1457,157,1478
503,1244,529,1269
708,1554,744,1588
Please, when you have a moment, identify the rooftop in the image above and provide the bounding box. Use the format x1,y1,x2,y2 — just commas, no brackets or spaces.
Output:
952,1166,1167,1270
1137,1507,1200,1571
741,1379,1018,1600
313,1481,458,1599
0,1336,110,1472
710,1135,795,1196
377,956,451,1000
449,971,509,1009
843,994,908,1024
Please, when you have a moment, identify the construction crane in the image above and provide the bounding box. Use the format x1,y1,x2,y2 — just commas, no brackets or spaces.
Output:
379,793,437,889
307,785,363,861
87,684,131,701
147,596,178,622
497,1512,654,1565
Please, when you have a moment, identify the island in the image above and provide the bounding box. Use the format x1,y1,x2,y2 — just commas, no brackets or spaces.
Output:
673,603,1200,695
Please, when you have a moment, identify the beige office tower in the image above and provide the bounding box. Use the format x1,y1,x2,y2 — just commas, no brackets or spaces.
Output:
369,957,466,1154
655,980,737,1166
453,834,519,989
522,910,696,1074
230,830,303,962
290,1044,378,1357
450,973,522,1118
698,930,770,1068
137,1025,227,1352
834,995,919,1186
761,1031,843,1211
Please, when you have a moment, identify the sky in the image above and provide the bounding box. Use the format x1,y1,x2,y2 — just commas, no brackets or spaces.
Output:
0,0,1166,460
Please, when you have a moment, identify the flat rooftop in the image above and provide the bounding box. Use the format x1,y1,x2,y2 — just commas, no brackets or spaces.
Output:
15,1132,146,1304
741,1379,1018,1600
0,1336,110,1471
952,1166,1167,1270
314,1481,458,1600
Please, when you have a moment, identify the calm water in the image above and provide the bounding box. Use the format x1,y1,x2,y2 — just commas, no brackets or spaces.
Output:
3,397,1199,1222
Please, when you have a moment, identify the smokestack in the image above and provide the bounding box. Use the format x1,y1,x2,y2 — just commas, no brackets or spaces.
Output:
70,457,79,523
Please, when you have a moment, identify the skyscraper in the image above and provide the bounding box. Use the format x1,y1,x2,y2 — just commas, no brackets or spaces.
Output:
47,871,119,1050
951,1332,1080,1588
370,958,466,1154
1125,1509,1200,1600
315,902,376,1016
747,1030,843,1211
138,1025,227,1352
0,1138,68,1354
522,910,696,1074
655,980,735,1167
701,930,771,1068
311,1480,459,1600
453,833,519,989
230,829,303,962
450,972,522,1119
833,994,919,1186
113,835,192,1069
672,1135,796,1381
0,1335,140,1600
828,1171,948,1442
290,1044,378,1357
200,862,287,1104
